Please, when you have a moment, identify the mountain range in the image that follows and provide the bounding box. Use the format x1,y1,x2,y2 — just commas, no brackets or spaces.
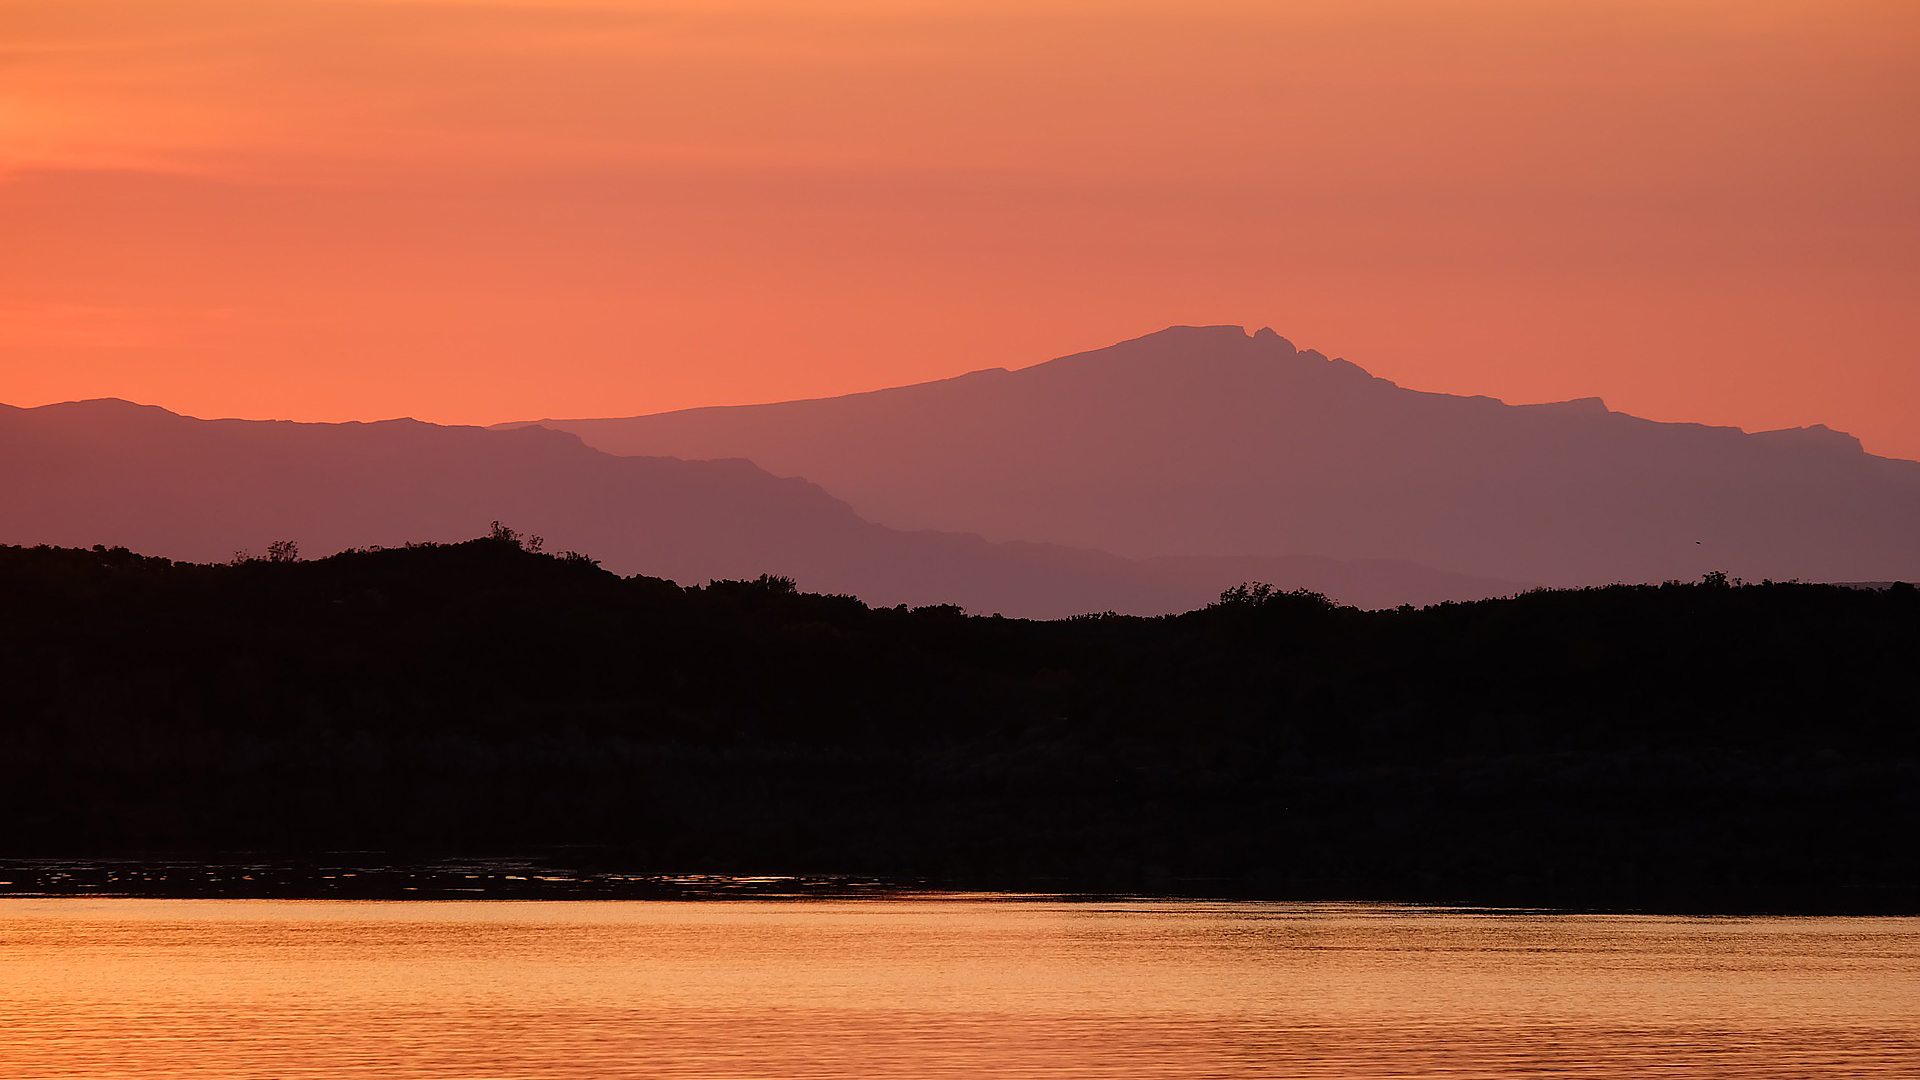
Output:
0,397,1517,615
8,325,1915,613
514,325,1920,587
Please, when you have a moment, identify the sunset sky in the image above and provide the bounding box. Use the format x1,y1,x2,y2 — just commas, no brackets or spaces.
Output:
4,1,1916,456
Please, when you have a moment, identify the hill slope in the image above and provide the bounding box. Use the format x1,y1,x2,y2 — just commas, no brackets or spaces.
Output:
3,539,1916,910
516,326,1920,586
0,398,1517,613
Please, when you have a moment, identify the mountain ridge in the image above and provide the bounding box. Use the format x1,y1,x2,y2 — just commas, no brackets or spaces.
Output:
516,325,1890,450
510,326,1920,586
0,396,1522,614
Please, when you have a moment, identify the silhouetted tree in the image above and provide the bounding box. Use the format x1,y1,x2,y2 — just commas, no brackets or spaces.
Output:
487,520,544,553
1212,581,1335,612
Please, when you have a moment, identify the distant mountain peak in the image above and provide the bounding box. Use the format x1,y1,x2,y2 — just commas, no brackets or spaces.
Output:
43,397,175,415
1035,324,1327,382
1132,323,1259,342
1525,396,1612,415
1752,423,1865,453
512,327,1920,588
1108,324,1301,353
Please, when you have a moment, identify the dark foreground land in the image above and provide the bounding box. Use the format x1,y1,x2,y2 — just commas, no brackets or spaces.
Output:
2,538,1916,911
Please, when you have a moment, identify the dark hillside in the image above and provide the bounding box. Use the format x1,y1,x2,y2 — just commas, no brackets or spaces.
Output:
2,539,1916,910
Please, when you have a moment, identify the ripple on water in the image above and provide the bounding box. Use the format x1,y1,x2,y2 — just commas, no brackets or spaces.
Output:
0,898,1916,1079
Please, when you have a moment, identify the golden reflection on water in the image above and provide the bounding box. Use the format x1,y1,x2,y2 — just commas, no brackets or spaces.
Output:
1,898,1916,1078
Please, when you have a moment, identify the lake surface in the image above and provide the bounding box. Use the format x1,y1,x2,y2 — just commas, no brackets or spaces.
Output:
1,898,1916,1078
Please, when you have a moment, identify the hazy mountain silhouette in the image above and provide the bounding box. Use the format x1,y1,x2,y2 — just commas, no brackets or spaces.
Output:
513,326,1920,586
0,399,1519,614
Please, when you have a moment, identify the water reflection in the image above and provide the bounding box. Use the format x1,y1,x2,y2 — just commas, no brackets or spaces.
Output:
1,898,1915,1077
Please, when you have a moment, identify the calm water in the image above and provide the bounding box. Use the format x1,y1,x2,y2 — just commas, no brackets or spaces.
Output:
1,898,1916,1078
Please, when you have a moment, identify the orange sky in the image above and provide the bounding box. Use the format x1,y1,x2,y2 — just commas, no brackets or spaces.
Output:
3,0,1917,456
